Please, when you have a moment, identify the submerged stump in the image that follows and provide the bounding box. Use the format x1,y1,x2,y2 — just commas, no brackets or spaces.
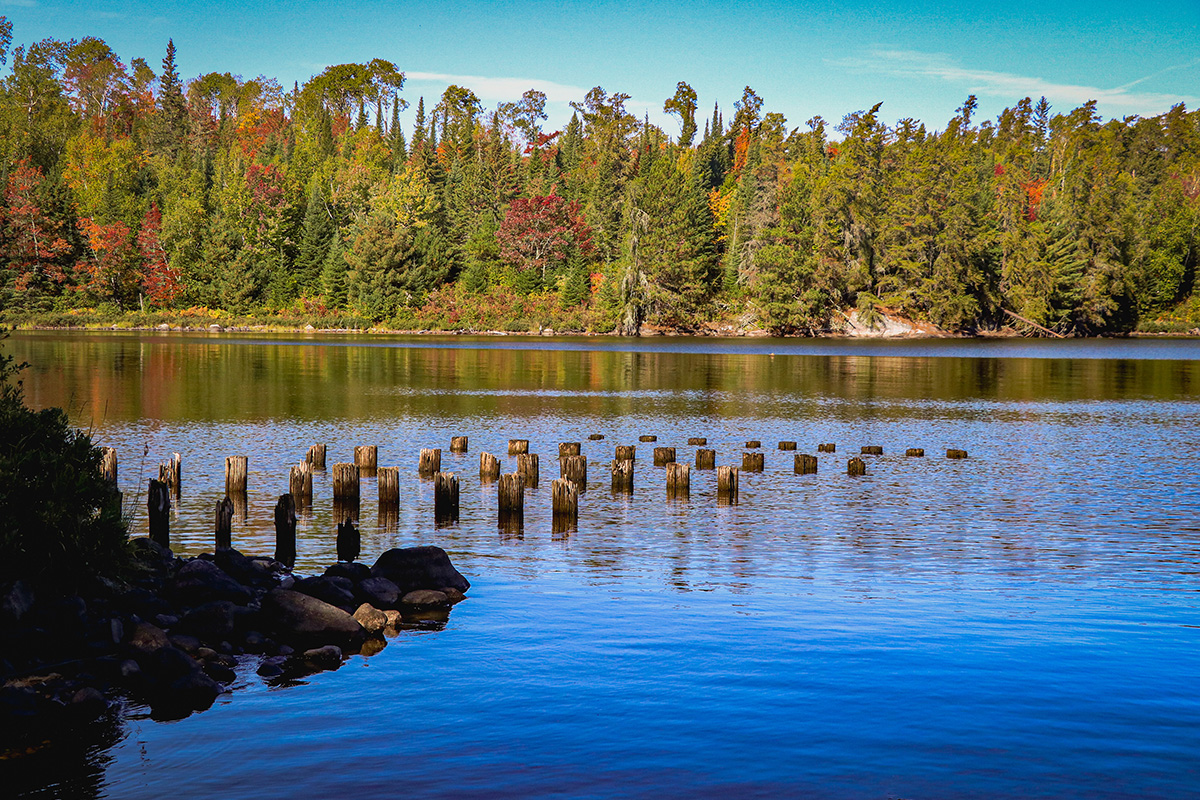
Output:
559,442,581,457
560,455,588,490
508,439,529,456
306,443,327,470
818,443,836,453
587,433,605,441
434,471,459,524
742,452,764,473
848,457,867,476
332,462,360,500
225,455,247,495
695,448,716,470
517,453,540,487
906,448,925,457
639,435,657,443
947,449,969,459
861,445,883,455
794,453,818,475
688,437,707,446
653,446,676,467
778,441,797,451
717,466,739,505
479,452,500,482
666,462,690,498
419,448,442,477
450,436,469,453
611,459,634,493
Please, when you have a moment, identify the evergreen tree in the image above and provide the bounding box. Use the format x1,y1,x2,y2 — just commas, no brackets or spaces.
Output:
152,39,188,158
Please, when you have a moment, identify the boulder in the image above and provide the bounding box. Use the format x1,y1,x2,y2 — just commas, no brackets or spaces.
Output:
70,687,108,718
130,537,173,566
324,562,370,585
441,587,467,605
174,600,242,643
357,576,400,609
168,634,202,653
370,547,470,595
383,609,402,628
259,589,366,649
294,576,356,611
401,589,449,607
202,660,236,683
214,548,283,589
114,587,172,619
302,645,343,670
169,559,252,605
352,603,387,635
127,621,170,655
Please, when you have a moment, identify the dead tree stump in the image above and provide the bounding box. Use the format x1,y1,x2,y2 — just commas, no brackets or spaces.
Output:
848,457,867,476
508,439,529,456
717,466,739,505
498,472,525,514
336,517,360,563
653,446,677,466
742,452,764,472
148,479,170,549
906,448,925,457
290,462,313,505
517,453,539,487
778,441,797,451
274,494,296,568
861,446,883,455
450,436,469,453
100,447,118,485
560,455,588,490
225,455,247,495
214,496,234,550
480,452,500,482
818,443,836,453
559,442,581,457
377,466,399,508
552,478,578,523
419,448,442,477
688,437,707,446
434,471,459,524
354,445,378,476
158,452,181,495
794,453,818,474
611,459,634,493
947,449,969,459
695,449,716,470
306,444,326,469
332,462,360,500
666,462,690,498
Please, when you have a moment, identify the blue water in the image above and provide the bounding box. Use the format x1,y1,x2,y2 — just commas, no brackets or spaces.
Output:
8,332,1200,799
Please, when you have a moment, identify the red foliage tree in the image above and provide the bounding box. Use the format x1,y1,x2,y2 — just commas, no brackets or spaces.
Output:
137,203,181,306
2,161,71,291
496,195,593,279
79,217,139,305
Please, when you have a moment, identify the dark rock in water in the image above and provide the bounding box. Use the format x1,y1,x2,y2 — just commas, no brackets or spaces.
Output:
130,537,173,566
169,559,252,605
357,576,401,608
168,634,202,653
401,589,450,607
441,587,467,605
174,600,244,643
324,562,370,585
302,644,343,670
70,687,108,717
203,660,236,684
294,575,356,611
352,603,387,635
1,580,35,625
256,659,285,679
212,548,278,588
370,546,470,595
127,621,171,654
167,669,221,713
143,645,198,683
141,645,220,713
259,589,366,649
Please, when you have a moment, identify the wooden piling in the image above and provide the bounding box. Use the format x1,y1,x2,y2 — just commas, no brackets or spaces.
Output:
289,462,313,504
695,448,716,470
517,453,539,487
274,494,297,569
818,443,836,453
336,516,360,563
717,466,739,504
225,455,247,495
377,466,399,506
419,447,442,477
861,445,883,455
639,435,657,442
158,452,181,494
148,479,170,549
331,462,360,500
688,437,707,446
653,446,676,466
742,451,764,472
434,471,459,523
100,447,118,485
354,445,378,476
214,496,234,550
306,444,326,469
615,445,636,462
560,455,588,490
947,449,969,459
666,462,690,497
480,451,500,482
794,453,818,475
230,490,248,523
745,440,761,449
906,448,925,457
848,457,866,476
778,441,797,451
498,472,524,513
551,478,578,522
450,436,469,453
611,458,634,493
508,439,529,455
588,433,605,441
559,442,581,457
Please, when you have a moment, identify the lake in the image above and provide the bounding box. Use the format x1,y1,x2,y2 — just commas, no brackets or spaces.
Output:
7,330,1200,799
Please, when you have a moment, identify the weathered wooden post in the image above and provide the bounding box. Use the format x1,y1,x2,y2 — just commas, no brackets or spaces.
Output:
377,466,399,508
332,462,360,500
742,452,764,472
508,439,529,455
306,444,326,469
795,453,818,474
745,440,761,449
695,448,716,470
588,433,605,441
639,435,658,443
450,436,469,453
100,447,119,485
688,437,707,446
778,441,797,451
653,446,676,466
717,466,739,505
666,462,690,499
861,445,883,455
818,443,836,453
848,457,867,476
615,445,636,462
354,445,378,476
289,462,313,505
560,455,588,490
479,452,500,482
517,453,539,487
946,449,969,459
419,448,442,477
230,491,248,523
214,496,234,550
148,479,170,549
611,459,634,493
158,453,181,495
336,516,360,563
225,455,248,495
559,442,581,457
274,494,296,569
434,471,459,524
498,472,524,530
906,448,925,457
551,478,578,526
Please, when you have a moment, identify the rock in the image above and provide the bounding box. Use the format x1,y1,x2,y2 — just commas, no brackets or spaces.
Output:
127,621,170,654
383,609,402,628
302,645,342,670
243,631,268,653
117,587,172,619
174,600,241,643
401,589,449,607
259,589,366,649
109,617,125,645
143,645,198,683
195,646,217,660
256,660,284,679
70,687,108,717
118,659,141,680
294,575,356,611
203,661,236,683
370,546,470,595
155,613,180,629
214,548,282,589
357,576,401,608
167,669,221,712
168,634,202,653
169,559,251,605
1,580,35,625
142,645,220,713
324,562,370,585
440,587,467,605
352,604,387,635
130,537,173,566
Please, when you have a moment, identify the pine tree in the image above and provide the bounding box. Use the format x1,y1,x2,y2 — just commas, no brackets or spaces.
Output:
152,39,188,159
294,184,335,294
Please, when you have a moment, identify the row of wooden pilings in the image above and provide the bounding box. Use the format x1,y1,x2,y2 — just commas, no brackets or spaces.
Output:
102,437,968,552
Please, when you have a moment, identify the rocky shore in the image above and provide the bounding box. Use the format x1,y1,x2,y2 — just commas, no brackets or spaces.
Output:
0,539,470,740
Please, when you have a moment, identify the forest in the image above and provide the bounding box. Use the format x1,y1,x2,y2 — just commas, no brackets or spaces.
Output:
0,21,1197,335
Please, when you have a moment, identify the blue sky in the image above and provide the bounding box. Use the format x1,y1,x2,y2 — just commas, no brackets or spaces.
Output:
5,0,1198,138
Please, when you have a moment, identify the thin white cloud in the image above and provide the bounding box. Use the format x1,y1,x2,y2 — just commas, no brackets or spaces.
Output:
831,49,1198,117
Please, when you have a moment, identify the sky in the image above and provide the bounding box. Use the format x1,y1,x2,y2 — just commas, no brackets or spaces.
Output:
4,0,1198,139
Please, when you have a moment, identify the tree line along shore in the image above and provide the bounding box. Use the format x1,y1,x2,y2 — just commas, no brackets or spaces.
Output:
0,22,1197,336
